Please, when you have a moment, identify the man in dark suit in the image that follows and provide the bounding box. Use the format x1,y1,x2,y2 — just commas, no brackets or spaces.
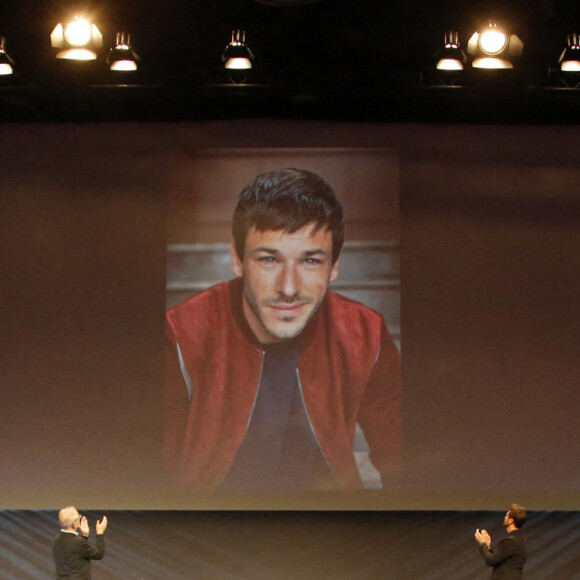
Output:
52,506,108,580
475,503,527,579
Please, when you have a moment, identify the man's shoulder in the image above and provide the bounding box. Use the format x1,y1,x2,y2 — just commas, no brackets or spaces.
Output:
166,280,241,346
167,280,234,325
319,291,388,350
325,290,384,325
53,531,80,546
505,530,526,545
498,531,527,554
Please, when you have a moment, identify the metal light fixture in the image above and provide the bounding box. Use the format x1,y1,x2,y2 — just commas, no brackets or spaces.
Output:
107,32,139,71
436,31,467,71
51,14,103,60
467,20,523,69
0,36,15,75
222,29,255,82
559,33,580,72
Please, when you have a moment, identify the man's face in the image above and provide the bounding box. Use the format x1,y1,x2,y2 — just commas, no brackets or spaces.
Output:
232,223,339,344
503,511,512,527
72,511,81,529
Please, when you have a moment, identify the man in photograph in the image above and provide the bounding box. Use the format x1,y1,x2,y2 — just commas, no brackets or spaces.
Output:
164,167,401,492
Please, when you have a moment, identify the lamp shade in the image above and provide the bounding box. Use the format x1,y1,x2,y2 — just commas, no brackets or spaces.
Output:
436,31,467,71
222,30,255,71
0,36,15,75
51,15,103,60
107,32,139,71
467,20,523,70
559,33,580,72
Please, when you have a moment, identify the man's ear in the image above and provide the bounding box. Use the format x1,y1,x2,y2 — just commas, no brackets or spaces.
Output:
231,241,243,278
329,258,340,282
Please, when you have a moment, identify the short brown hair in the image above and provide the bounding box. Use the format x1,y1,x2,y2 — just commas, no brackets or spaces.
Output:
508,503,527,529
232,168,344,264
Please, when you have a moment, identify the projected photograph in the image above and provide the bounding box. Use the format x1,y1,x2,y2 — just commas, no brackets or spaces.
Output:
163,148,401,494
2,123,579,513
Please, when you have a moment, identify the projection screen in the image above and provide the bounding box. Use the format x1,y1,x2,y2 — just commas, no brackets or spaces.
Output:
1,122,579,511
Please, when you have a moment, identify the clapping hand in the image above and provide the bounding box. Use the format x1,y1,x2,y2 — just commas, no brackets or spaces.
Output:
79,516,90,538
96,515,108,535
474,528,491,548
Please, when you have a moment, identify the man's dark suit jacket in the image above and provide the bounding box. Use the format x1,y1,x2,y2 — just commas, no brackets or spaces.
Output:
479,529,527,579
52,531,105,580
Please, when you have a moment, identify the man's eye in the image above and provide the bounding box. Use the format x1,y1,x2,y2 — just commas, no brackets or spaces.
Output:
304,258,322,265
258,256,277,264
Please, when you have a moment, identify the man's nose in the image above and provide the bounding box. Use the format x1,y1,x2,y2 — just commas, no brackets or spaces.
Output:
277,263,300,298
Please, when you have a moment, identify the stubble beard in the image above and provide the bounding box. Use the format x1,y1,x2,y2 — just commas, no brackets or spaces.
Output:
244,289,327,342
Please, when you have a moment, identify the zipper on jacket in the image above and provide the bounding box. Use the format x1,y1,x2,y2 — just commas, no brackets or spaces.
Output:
296,369,344,490
176,342,195,400
236,350,265,445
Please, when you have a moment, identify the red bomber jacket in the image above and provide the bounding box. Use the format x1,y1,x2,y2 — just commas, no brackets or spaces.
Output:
164,278,401,491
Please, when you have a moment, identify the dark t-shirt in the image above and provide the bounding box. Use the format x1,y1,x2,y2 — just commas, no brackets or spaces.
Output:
220,339,335,492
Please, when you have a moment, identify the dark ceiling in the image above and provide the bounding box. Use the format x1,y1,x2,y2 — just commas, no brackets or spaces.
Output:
1,0,580,122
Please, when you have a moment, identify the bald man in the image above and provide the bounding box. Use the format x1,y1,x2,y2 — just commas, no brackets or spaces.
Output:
52,506,108,580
